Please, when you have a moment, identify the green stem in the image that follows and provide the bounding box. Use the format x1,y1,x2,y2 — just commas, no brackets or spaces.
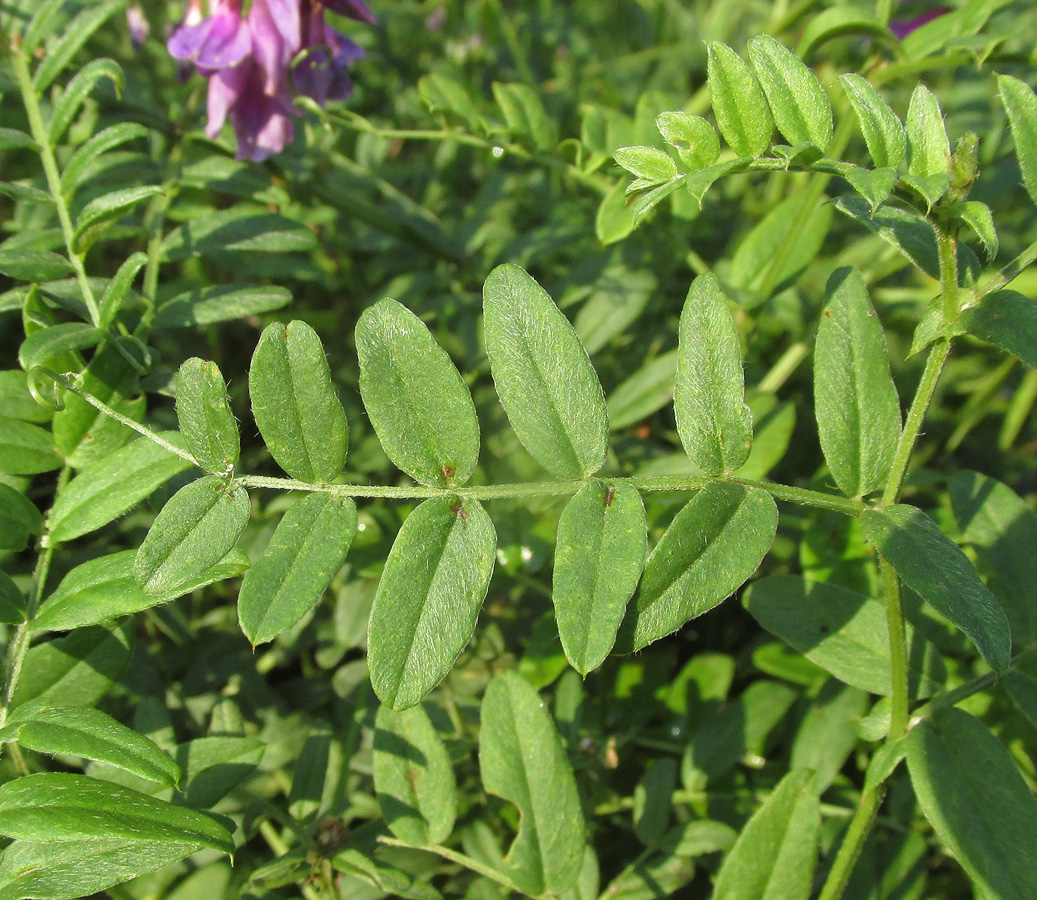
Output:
880,339,950,508
816,785,886,900
757,341,809,393
912,646,1037,724
880,224,958,507
978,234,1037,296
378,836,523,894
882,560,909,740
235,473,864,516
0,466,67,736
41,370,199,467
9,34,101,326
314,107,608,193
821,223,960,900
875,0,894,26
938,228,960,324
488,0,536,88
755,113,857,300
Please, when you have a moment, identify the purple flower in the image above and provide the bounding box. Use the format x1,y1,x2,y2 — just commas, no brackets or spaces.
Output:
292,1,366,105
126,4,150,48
168,0,251,71
889,3,951,38
167,0,375,162
207,56,297,162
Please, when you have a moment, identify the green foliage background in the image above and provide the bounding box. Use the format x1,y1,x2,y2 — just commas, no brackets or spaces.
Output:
1,0,1037,898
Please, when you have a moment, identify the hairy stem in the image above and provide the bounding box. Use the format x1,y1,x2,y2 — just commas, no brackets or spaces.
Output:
235,473,865,515
378,836,523,894
882,560,910,740
0,466,67,737
816,785,886,900
978,233,1037,297
824,221,961,899
42,370,199,467
9,34,101,325
881,225,961,505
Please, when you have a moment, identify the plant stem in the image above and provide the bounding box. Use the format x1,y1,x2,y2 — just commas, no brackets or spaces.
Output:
755,114,856,301
938,228,960,324
378,836,523,894
235,473,864,516
882,560,909,740
757,341,809,393
315,107,609,193
9,33,101,326
816,785,886,900
913,646,1037,723
880,226,959,508
0,466,67,737
881,340,950,507
41,369,199,467
978,234,1037,296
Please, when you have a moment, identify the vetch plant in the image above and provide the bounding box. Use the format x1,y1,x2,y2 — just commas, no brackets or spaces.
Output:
1,1,1037,899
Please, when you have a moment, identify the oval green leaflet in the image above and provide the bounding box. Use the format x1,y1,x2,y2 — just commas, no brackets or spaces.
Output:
711,768,820,900
479,671,585,897
249,320,348,483
48,433,193,543
175,358,239,474
862,504,1011,675
906,707,1037,900
0,706,179,789
0,773,233,854
674,273,753,475
355,298,480,487
238,493,357,646
618,482,778,652
483,263,608,480
705,42,773,157
747,34,833,152
368,497,496,710
134,475,251,596
745,575,946,698
373,704,457,846
553,480,646,674
813,267,901,499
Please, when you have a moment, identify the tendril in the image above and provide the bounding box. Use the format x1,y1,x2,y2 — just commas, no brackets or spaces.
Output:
26,366,68,412
113,334,154,375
